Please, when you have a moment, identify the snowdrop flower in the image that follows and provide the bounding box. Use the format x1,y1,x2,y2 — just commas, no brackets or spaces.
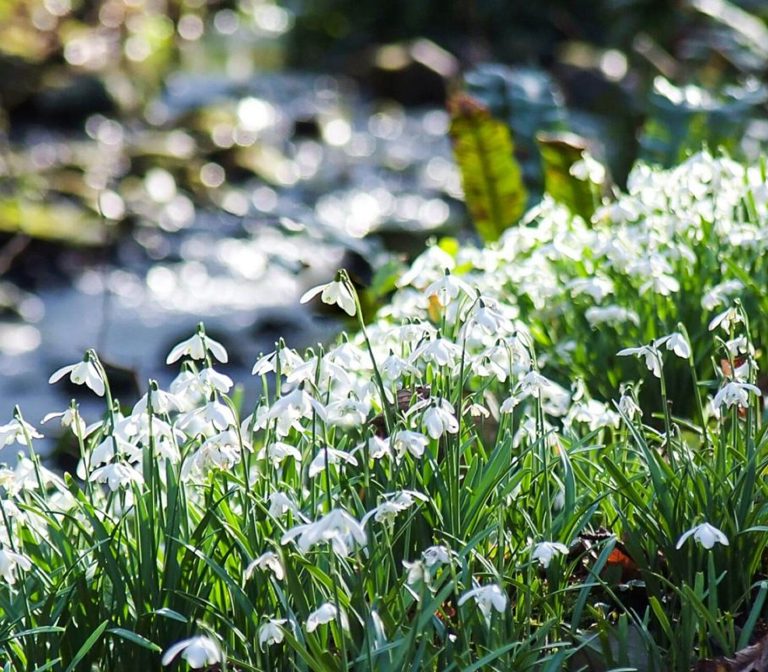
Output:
300,272,356,316
198,368,233,394
517,370,556,399
245,551,284,581
90,461,144,491
0,456,65,497
0,418,43,448
267,388,327,437
361,490,428,526
392,431,429,459
166,326,228,365
712,381,761,410
617,343,662,378
531,541,570,568
0,549,32,585
259,619,287,649
306,602,348,632
500,394,521,414
585,305,640,328
162,635,222,668
424,270,474,306
366,435,391,460
397,244,455,289
282,508,366,557
42,406,87,438
268,492,299,519
324,395,371,428
568,276,614,303
701,280,743,311
403,559,426,586
89,434,141,468
380,352,419,385
180,429,244,480
565,400,620,431
308,447,358,478
458,584,508,618
48,355,105,396
676,522,729,550
569,153,606,183
654,332,691,359
410,337,461,368
708,306,744,333
132,387,182,416
421,399,458,439
618,391,641,420
422,545,453,568
252,346,304,377
258,441,302,468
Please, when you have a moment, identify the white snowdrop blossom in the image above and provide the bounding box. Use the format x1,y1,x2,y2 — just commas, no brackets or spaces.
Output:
306,602,348,632
410,337,462,368
702,280,743,311
0,456,65,497
392,431,429,459
162,635,223,668
267,388,327,437
676,523,729,550
585,305,640,328
281,508,366,557
42,406,87,438
90,461,144,491
567,276,614,303
618,392,641,420
366,435,391,460
308,447,358,478
421,399,458,439
258,441,302,468
531,541,570,568
424,271,474,306
458,584,508,618
617,343,662,378
708,307,744,333
252,346,304,377
245,551,284,581
132,387,182,416
569,153,606,183
0,418,43,448
0,549,32,585
259,619,287,649
654,332,691,359
500,394,521,414
166,330,228,365
48,358,105,396
181,429,244,480
268,492,299,519
380,352,419,384
712,381,761,410
300,275,356,316
517,370,556,399
198,368,233,394
361,490,428,526
422,545,453,568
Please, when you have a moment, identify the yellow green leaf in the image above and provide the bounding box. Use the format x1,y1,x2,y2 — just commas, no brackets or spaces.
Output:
449,94,527,242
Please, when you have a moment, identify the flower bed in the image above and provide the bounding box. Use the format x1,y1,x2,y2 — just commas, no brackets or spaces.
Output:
2,152,768,670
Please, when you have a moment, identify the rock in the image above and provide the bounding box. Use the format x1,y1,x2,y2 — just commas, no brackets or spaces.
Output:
10,70,115,129
360,39,459,106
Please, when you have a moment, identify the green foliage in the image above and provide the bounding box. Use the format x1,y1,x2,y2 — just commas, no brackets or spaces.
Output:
448,94,527,242
537,132,600,221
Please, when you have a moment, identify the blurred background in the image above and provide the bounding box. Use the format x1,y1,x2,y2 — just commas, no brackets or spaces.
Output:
1,0,768,458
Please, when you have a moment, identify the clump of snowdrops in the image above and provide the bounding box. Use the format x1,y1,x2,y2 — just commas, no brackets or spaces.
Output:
1,153,768,671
